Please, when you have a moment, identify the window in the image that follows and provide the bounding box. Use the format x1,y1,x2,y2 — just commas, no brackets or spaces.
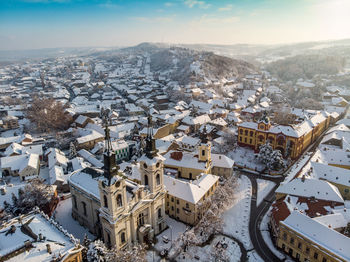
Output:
171,197,174,202
305,247,310,254
282,232,287,240
176,199,179,204
244,138,247,143
322,258,327,262
186,203,189,209
158,208,162,218
138,213,145,226
156,173,161,185
239,137,242,142
250,131,253,136
249,139,252,144
159,224,162,232
297,242,302,249
117,194,123,207
106,231,111,247
96,211,100,223
240,129,243,134
73,195,77,209
176,208,179,213
189,173,192,180
245,130,248,135
103,195,108,208
82,201,87,216
290,237,294,245
144,174,149,186
171,206,174,211
120,232,126,244
202,150,205,156
314,252,318,259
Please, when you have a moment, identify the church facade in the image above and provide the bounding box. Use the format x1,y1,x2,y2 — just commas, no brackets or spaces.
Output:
69,118,167,249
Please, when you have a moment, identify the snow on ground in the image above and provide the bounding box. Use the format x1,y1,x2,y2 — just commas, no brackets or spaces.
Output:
247,250,262,262
222,175,252,249
154,216,187,253
177,235,241,262
259,207,285,260
282,152,311,184
229,147,264,172
146,250,161,262
257,179,275,206
0,177,25,208
54,198,95,242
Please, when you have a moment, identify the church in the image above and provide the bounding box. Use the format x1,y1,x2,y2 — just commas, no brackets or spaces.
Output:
68,116,167,249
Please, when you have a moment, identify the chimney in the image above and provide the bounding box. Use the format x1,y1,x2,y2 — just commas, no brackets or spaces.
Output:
46,244,52,254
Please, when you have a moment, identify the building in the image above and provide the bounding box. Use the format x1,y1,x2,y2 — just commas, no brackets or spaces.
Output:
277,211,350,262
0,153,40,181
0,209,83,262
69,116,166,249
163,173,219,225
237,112,330,159
211,154,235,178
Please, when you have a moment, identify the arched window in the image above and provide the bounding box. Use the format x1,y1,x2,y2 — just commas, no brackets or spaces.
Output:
138,213,145,226
158,208,162,218
144,175,149,186
120,232,126,244
82,201,87,216
156,173,160,185
117,194,123,207
103,195,108,208
72,195,77,209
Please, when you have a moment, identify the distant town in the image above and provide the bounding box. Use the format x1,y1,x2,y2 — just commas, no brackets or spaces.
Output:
0,40,350,262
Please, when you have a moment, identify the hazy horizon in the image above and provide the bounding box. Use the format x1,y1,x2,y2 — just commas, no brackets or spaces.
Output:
1,0,350,51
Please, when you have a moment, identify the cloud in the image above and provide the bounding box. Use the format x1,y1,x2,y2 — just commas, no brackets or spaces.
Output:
184,0,210,9
218,4,233,12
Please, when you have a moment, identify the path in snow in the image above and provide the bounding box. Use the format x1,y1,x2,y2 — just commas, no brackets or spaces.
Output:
222,175,253,249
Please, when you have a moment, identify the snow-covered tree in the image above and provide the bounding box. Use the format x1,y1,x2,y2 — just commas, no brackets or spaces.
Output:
258,142,285,171
69,142,77,159
87,240,111,262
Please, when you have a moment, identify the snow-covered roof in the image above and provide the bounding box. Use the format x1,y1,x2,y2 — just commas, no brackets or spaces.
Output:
0,211,79,262
163,150,207,170
0,154,39,173
309,162,350,188
313,213,348,229
211,154,234,169
281,211,350,261
163,173,218,204
276,178,344,203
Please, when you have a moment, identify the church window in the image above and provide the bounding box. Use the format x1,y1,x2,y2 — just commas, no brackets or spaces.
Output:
117,194,123,207
158,208,162,218
138,213,145,226
104,195,108,208
82,201,87,216
120,232,126,244
144,175,149,186
156,173,161,185
202,150,205,156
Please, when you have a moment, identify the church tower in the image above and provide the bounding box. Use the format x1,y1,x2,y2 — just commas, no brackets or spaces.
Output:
98,110,128,248
198,125,212,163
139,115,164,194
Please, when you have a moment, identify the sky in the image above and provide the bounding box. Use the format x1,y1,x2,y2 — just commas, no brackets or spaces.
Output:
0,0,350,50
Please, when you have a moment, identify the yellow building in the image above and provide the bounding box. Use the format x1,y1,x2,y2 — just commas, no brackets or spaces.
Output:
163,173,219,225
277,211,350,262
237,112,330,160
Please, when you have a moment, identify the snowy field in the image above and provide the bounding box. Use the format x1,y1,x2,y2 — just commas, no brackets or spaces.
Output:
222,175,252,249
257,179,276,206
177,235,242,262
54,198,95,242
154,216,187,253
228,147,264,172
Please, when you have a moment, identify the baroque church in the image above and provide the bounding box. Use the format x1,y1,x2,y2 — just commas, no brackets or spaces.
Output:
68,115,167,249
